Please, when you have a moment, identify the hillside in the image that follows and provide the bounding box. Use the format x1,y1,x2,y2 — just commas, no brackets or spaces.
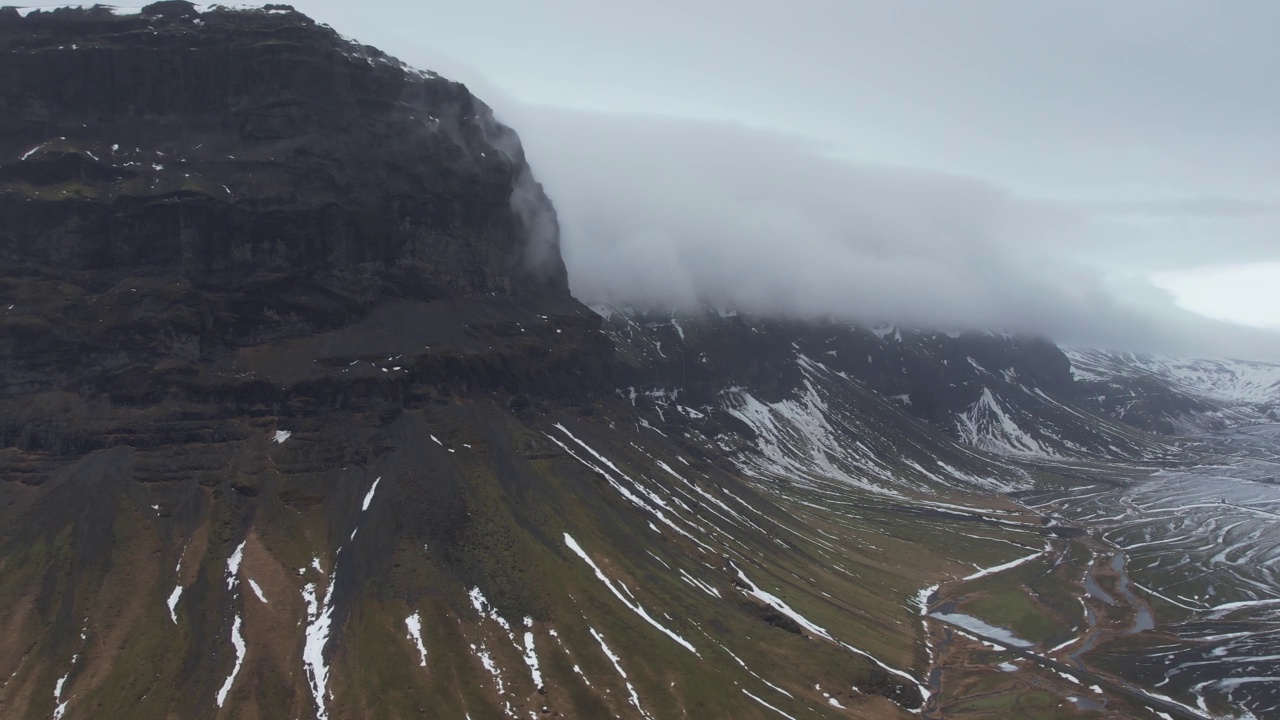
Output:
0,5,1273,720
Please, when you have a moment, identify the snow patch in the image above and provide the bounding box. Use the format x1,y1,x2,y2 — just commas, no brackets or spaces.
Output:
931,611,1034,648
215,615,246,707
302,578,336,720
405,613,427,667
361,476,381,511
166,586,183,624
955,387,1056,457
741,688,799,720
963,545,1048,581
19,143,45,161
563,533,696,653
590,627,649,717
224,541,245,589
734,566,830,640
522,622,543,690
247,579,268,604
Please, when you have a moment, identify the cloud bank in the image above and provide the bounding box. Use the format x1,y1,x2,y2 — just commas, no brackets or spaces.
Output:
506,108,1280,360
281,0,1280,360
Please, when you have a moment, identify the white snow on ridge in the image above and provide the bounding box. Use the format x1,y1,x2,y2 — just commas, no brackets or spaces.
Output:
247,579,268,604
720,379,899,496
302,578,336,720
955,387,1056,458
471,640,506,697
225,541,246,589
870,324,900,342
546,427,714,552
271,429,291,443
671,318,686,341
215,541,250,707
215,615,247,707
563,533,697,654
20,143,46,161
521,620,543,690
963,544,1049,581
167,586,183,624
742,688,799,720
361,476,382,511
52,649,81,720
733,564,927,700
468,588,547,694
733,566,831,640
405,613,427,667
1065,348,1280,408
589,627,650,718
679,568,721,598
1206,597,1280,620
719,352,1022,494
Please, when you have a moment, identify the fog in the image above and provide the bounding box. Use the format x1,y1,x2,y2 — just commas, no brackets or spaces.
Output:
280,0,1280,360
508,108,1280,359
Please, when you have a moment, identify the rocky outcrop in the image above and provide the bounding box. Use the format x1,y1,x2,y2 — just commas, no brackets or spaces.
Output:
0,2,601,412
1,1,564,295
0,3,614,484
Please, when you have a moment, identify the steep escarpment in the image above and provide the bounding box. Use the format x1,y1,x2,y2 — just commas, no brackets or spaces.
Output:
0,2,599,442
1,1,565,295
0,6,986,720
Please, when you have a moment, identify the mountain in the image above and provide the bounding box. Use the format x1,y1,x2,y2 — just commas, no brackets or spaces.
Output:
597,307,1175,464
1,5,1275,720
1063,348,1280,434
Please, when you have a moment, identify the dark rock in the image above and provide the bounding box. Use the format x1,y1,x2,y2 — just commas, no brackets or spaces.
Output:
0,4,566,297
0,5,608,476
141,1,200,18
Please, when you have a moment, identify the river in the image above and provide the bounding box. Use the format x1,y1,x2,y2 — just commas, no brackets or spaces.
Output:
1024,424,1280,719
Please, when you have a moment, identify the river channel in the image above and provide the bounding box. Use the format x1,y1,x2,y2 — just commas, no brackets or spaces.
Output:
1024,424,1280,719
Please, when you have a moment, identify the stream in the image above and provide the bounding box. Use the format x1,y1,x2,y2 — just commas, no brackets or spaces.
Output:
1024,424,1280,719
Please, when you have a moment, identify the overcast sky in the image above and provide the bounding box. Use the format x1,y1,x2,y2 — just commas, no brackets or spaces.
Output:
284,1,1280,358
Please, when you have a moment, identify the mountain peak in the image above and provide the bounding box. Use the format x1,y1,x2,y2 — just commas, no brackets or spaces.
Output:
0,1,566,297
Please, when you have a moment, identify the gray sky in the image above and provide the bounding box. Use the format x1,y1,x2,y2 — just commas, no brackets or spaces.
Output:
285,0,1280,358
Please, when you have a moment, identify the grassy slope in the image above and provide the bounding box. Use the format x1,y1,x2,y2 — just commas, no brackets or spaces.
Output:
0,391,1094,720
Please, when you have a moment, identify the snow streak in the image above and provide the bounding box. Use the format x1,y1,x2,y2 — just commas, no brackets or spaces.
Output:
563,533,697,654
405,613,427,667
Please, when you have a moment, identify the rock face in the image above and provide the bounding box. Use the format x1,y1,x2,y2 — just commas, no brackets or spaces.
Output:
1,1,564,296
598,308,1167,461
0,2,594,423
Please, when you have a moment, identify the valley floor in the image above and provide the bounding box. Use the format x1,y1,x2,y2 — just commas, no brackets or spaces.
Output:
924,425,1280,720
2,396,1275,720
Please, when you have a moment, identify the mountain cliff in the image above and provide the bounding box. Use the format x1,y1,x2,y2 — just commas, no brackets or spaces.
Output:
0,5,1273,720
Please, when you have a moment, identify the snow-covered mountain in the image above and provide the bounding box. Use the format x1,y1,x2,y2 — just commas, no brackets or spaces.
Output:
1065,348,1280,433
598,307,1180,465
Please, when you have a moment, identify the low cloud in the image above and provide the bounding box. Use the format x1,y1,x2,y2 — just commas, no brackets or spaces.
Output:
290,0,1280,360
503,108,1280,360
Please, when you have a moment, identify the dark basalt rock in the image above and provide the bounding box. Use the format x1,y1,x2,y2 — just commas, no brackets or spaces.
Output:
0,4,608,472
599,308,1166,460
0,1,565,296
